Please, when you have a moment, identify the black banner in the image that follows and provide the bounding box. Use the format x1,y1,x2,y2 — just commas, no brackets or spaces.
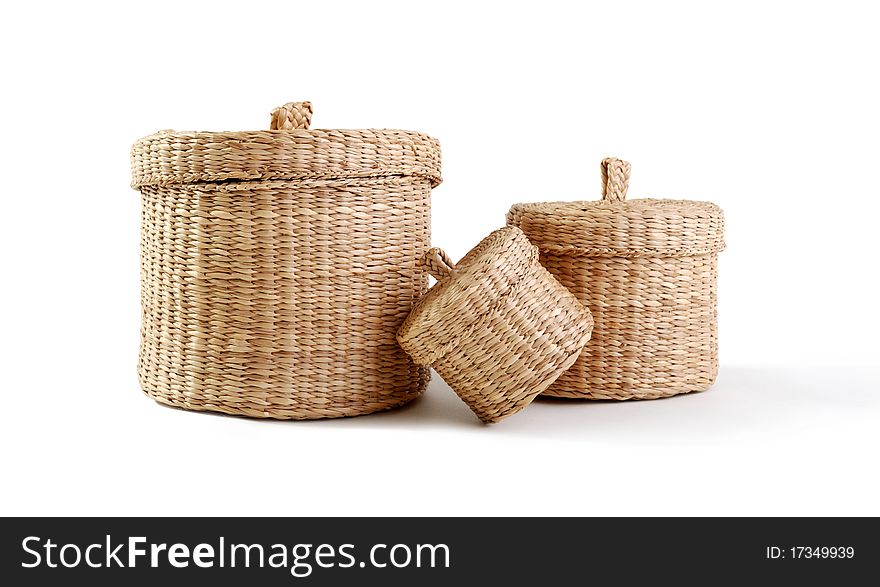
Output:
1,518,875,585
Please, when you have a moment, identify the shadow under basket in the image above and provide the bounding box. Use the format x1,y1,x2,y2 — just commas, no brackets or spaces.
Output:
507,157,726,400
130,101,441,419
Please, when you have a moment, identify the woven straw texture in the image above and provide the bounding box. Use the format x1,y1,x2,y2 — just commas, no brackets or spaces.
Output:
131,102,441,419
398,227,593,423
507,158,724,400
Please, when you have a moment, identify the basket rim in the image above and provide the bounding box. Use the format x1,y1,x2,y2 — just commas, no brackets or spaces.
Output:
507,198,725,257
130,128,442,188
508,198,723,216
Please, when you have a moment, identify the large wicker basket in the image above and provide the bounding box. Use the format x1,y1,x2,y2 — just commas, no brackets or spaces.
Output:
397,227,593,423
130,102,441,419
507,158,725,400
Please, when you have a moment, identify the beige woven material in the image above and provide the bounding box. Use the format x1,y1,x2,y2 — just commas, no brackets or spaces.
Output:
397,227,594,423
130,102,441,419
507,158,725,400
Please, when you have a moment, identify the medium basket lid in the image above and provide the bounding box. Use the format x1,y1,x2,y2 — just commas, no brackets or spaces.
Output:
507,158,725,257
397,227,538,366
130,101,441,188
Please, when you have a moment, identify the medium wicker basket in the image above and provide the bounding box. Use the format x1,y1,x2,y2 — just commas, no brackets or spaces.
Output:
507,158,725,400
130,102,441,419
397,227,594,423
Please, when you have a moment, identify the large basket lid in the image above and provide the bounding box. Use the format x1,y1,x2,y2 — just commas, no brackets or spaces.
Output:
507,158,724,257
397,227,538,366
130,101,441,188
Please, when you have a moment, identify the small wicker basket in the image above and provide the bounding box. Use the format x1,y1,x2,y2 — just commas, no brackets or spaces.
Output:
507,158,725,400
130,102,441,419
397,227,594,423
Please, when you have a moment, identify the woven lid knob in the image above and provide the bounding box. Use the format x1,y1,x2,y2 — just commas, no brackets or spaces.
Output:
423,248,455,280
270,101,313,130
601,157,631,202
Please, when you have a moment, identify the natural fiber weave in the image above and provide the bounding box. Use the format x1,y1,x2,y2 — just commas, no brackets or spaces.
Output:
507,158,724,400
131,102,441,419
398,227,593,423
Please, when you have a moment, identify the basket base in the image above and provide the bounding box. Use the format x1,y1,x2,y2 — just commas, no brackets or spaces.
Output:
541,373,717,401
541,385,711,401
139,372,429,420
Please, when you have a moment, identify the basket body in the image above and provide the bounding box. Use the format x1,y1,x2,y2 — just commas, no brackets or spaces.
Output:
529,239,718,400
132,104,441,419
508,173,724,401
398,228,593,423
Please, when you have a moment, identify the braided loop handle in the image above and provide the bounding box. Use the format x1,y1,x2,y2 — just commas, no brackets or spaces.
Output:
270,101,313,130
601,157,632,202
423,248,455,280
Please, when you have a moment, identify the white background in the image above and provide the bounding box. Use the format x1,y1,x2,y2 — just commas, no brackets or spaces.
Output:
1,1,878,516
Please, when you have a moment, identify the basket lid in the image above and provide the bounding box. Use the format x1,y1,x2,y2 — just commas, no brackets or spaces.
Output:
130,101,441,188
397,227,538,365
507,158,725,257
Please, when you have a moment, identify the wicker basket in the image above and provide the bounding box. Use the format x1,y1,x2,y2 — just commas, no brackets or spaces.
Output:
130,102,441,419
397,227,594,423
507,158,725,400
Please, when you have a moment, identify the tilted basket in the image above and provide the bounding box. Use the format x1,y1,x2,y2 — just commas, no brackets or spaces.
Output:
397,227,594,423
507,158,725,400
130,102,441,419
